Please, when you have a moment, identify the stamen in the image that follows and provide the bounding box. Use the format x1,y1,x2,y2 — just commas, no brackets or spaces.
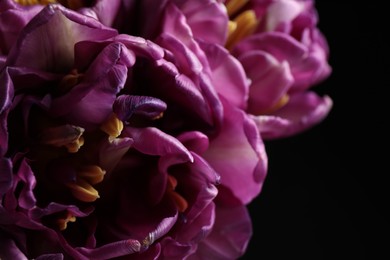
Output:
225,0,250,17
78,165,106,185
166,175,188,212
100,113,124,141
57,69,83,96
66,179,100,202
14,0,56,5
262,94,290,114
226,10,259,50
40,124,85,153
56,212,76,231
167,191,188,213
228,21,238,37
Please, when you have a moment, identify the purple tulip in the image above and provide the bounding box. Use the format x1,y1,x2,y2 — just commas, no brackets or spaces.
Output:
223,0,332,139
0,3,266,259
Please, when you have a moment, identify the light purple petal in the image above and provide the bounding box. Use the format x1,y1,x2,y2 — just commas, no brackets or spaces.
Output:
123,127,193,163
6,4,117,71
238,50,293,114
0,0,43,55
201,42,250,110
253,92,333,139
203,97,267,205
172,0,229,45
176,131,209,155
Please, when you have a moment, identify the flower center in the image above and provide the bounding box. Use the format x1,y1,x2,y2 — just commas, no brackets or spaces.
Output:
225,0,260,50
66,165,106,202
39,124,85,153
166,175,188,213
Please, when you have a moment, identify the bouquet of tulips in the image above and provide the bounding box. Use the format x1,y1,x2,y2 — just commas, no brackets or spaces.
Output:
0,0,332,259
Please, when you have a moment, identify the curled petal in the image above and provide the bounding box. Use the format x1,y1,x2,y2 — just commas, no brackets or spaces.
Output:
176,131,209,155
113,95,167,122
253,92,333,139
123,127,193,163
76,239,141,260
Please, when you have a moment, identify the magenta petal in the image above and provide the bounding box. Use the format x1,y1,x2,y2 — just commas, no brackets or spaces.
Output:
253,92,333,139
6,4,117,71
0,69,13,156
123,127,193,163
176,131,209,155
172,0,228,45
239,50,293,114
113,95,167,121
204,98,267,205
0,0,43,55
190,205,252,260
201,42,250,110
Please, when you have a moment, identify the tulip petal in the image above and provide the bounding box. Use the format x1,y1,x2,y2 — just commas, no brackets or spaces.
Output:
0,157,12,197
204,98,267,205
201,42,250,110
6,4,117,71
0,232,28,260
189,205,252,260
253,92,333,139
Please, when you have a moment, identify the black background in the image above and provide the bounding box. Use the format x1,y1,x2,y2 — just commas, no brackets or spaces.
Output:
242,2,389,260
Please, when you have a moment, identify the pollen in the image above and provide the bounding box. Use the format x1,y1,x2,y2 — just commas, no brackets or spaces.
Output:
78,165,106,185
262,94,290,114
225,0,250,17
100,113,124,141
58,69,83,95
14,0,56,5
66,179,100,202
226,10,259,50
56,212,76,231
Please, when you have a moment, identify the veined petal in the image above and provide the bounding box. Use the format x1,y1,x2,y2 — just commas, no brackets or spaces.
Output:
203,97,267,205
113,95,167,122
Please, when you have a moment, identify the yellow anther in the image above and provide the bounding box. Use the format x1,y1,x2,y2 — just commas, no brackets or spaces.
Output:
78,165,106,185
259,94,290,115
228,21,238,37
152,112,164,120
41,125,85,153
66,179,100,202
65,136,84,153
58,69,83,95
100,113,124,140
14,0,56,5
226,10,259,50
56,212,76,231
225,0,250,17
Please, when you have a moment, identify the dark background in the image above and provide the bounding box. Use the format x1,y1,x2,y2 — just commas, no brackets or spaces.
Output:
242,2,389,259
